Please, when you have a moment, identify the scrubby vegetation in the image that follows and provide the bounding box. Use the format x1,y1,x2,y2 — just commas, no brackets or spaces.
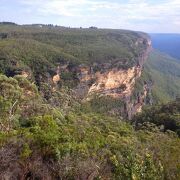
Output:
0,74,179,179
0,24,180,179
144,50,180,103
0,24,148,75
133,99,180,136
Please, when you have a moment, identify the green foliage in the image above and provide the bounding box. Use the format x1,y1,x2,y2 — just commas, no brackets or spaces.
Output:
30,115,60,157
0,74,63,132
20,143,32,160
0,74,22,101
0,25,179,179
0,25,148,77
0,73,179,179
0,74,22,131
132,65,153,103
0,38,77,79
144,50,180,103
1,100,179,179
81,95,125,116
60,71,78,88
0,97,180,179
133,99,180,136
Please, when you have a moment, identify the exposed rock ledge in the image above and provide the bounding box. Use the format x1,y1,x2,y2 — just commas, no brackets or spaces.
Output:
50,36,152,118
75,37,152,118
79,66,142,99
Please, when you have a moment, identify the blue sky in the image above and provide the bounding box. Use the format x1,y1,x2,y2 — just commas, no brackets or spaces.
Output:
0,0,180,33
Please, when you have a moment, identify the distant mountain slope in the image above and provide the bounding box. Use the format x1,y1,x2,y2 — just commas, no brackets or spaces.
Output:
144,50,180,103
0,24,152,118
150,34,180,60
0,24,180,180
0,24,149,67
1,24,180,117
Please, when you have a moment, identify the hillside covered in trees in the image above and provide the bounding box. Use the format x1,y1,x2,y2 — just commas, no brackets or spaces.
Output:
0,24,180,179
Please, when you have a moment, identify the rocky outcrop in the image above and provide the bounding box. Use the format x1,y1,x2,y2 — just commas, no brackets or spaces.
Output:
75,36,152,118
51,35,152,119
21,71,29,78
78,66,142,99
76,66,151,119
126,82,153,119
53,74,60,84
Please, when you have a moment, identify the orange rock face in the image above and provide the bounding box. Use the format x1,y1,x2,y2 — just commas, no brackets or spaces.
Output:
53,74,60,84
78,66,142,99
21,71,29,78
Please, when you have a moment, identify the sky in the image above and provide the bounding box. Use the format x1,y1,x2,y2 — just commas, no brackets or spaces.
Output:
0,0,180,33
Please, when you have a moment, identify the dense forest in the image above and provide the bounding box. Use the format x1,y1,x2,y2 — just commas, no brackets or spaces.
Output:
0,24,180,179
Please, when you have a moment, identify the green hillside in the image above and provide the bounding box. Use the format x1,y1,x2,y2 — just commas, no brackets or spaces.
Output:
144,50,180,103
0,38,77,76
134,99,180,136
0,24,148,68
0,24,180,179
0,74,179,179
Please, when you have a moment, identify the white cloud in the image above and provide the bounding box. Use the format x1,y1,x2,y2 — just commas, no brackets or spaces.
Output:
18,0,180,32
20,0,118,16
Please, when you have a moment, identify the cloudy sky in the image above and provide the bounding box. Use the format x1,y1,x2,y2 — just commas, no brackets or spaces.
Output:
0,0,180,33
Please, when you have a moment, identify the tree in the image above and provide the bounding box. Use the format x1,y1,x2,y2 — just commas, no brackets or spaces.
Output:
0,75,22,132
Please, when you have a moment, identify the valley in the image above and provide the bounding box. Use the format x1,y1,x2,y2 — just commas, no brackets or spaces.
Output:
150,33,180,60
0,24,180,179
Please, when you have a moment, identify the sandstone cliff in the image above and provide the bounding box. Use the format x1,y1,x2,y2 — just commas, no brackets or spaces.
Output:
51,35,152,119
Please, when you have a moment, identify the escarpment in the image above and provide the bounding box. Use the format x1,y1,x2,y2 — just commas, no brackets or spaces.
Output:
52,35,152,119
0,24,152,119
81,66,141,98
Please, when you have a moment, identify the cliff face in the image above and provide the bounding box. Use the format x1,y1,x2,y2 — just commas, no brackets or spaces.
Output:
78,66,142,99
51,36,152,119
80,38,151,116
0,24,151,119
